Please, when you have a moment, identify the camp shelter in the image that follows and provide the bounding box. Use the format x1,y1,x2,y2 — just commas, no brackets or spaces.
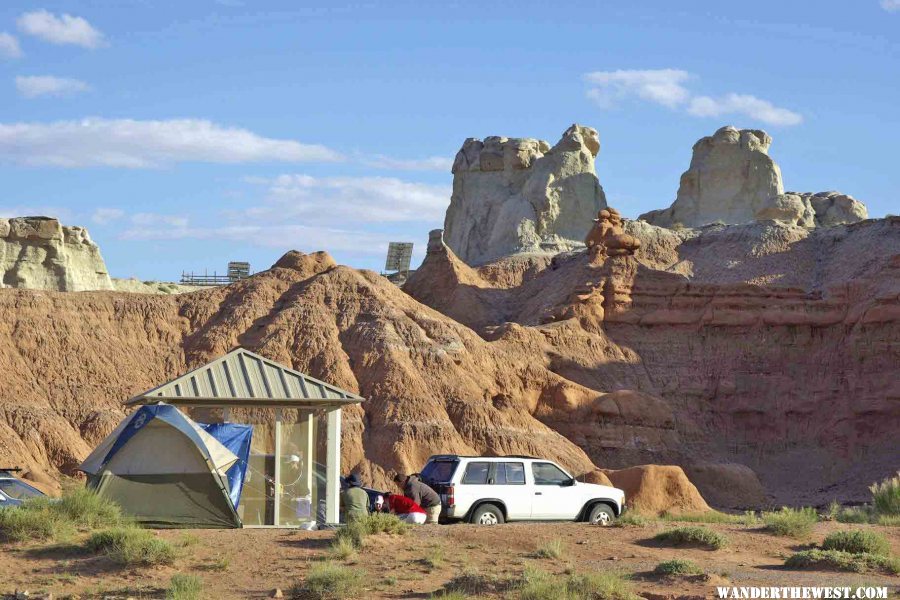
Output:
123,347,365,527
80,403,251,528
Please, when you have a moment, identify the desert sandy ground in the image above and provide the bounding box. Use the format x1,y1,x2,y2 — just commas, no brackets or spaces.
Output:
1,520,898,599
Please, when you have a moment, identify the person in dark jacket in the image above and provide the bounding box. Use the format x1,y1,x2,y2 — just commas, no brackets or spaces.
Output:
394,473,442,524
340,473,369,523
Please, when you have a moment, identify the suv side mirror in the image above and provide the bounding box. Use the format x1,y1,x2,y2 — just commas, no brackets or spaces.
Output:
562,478,576,487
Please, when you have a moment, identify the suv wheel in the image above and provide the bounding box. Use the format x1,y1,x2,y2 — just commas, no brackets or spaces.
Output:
470,503,504,525
588,504,615,526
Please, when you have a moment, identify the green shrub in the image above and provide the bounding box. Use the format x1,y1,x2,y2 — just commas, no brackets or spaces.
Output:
822,530,891,556
53,488,122,528
86,525,177,566
327,536,357,561
653,559,703,576
653,526,727,550
533,538,565,559
518,568,640,600
612,512,650,527
166,574,203,600
835,506,872,524
762,507,818,538
423,544,445,568
292,562,364,600
334,513,408,549
661,511,758,525
444,568,516,596
870,472,900,516
0,504,74,542
785,550,900,575
876,514,900,526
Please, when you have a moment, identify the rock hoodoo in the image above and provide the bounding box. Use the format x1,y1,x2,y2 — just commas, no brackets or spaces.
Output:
444,124,607,265
0,216,113,291
639,126,868,229
584,207,641,260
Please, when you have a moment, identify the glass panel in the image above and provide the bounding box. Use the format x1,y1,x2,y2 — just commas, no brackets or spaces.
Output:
0,479,42,500
532,462,569,485
234,408,276,526
461,462,489,485
497,462,525,485
277,408,319,526
421,459,459,484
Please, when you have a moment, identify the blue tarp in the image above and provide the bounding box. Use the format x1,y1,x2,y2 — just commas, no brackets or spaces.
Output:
200,422,253,508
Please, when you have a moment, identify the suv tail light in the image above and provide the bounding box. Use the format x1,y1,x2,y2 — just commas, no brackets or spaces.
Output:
446,484,455,507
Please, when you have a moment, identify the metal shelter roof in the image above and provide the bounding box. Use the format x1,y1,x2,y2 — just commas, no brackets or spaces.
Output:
125,348,365,408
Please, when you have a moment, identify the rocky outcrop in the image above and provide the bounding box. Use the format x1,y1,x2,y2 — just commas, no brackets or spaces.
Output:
0,217,113,291
584,207,641,260
444,124,607,265
639,126,868,229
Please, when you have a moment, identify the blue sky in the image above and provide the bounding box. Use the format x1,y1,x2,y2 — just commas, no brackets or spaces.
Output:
1,1,898,280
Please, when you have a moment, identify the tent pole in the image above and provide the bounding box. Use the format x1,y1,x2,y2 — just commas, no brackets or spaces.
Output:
325,408,341,525
274,408,282,526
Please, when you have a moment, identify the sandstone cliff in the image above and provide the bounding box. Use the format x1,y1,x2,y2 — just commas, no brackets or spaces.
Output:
444,124,607,265
639,126,868,229
0,217,113,291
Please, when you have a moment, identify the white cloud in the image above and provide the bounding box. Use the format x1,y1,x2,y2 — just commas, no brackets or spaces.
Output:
17,10,104,48
0,33,22,58
16,75,91,98
584,69,691,108
91,208,125,225
246,174,450,223
584,68,802,127
881,0,900,11
0,118,344,168
130,212,189,228
687,93,803,126
363,154,453,171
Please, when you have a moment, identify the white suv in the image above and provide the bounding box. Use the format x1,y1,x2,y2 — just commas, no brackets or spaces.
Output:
419,455,625,526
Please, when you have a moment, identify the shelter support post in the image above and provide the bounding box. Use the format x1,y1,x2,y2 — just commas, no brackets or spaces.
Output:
325,408,342,525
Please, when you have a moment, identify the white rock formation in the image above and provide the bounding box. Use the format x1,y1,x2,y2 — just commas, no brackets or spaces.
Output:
0,216,114,291
444,124,607,265
639,126,867,229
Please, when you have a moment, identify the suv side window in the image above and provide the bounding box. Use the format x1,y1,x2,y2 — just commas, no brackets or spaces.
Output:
495,462,526,485
461,462,490,485
532,462,570,485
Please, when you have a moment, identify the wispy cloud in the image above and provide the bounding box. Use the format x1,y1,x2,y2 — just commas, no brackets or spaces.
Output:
584,68,802,126
16,75,91,98
687,93,802,126
0,33,22,58
130,212,189,228
17,10,105,48
0,118,344,168
91,207,125,225
245,174,450,223
362,154,453,172
584,69,691,109
881,0,900,11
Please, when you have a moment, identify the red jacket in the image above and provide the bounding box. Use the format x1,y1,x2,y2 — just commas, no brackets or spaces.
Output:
387,494,425,515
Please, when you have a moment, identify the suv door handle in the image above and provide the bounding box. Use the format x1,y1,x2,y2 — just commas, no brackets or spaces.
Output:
535,492,542,495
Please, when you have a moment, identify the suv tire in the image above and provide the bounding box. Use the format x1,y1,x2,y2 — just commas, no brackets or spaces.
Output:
588,503,615,526
470,503,504,525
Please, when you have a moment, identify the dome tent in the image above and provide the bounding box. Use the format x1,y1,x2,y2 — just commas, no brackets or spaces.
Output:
80,403,251,528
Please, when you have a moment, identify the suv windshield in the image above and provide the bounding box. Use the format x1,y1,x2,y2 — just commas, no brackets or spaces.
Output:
0,479,43,501
420,458,459,484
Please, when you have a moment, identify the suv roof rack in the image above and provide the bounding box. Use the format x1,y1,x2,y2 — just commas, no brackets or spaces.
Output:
427,454,541,460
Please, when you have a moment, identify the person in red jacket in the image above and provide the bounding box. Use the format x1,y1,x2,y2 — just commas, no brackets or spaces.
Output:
384,493,426,524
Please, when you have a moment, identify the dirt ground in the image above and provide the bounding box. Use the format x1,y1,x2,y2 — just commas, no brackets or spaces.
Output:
1,520,898,599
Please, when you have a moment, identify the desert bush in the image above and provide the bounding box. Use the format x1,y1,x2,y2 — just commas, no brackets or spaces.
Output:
86,525,177,566
612,512,651,527
785,549,900,575
166,574,203,600
423,544,445,568
870,472,900,516
0,503,74,542
444,568,516,596
327,536,357,561
518,567,639,600
53,488,122,528
653,559,703,576
661,511,758,526
822,530,891,556
653,526,727,550
876,515,900,526
533,538,565,559
762,507,818,538
334,513,408,550
835,506,872,524
291,562,364,600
